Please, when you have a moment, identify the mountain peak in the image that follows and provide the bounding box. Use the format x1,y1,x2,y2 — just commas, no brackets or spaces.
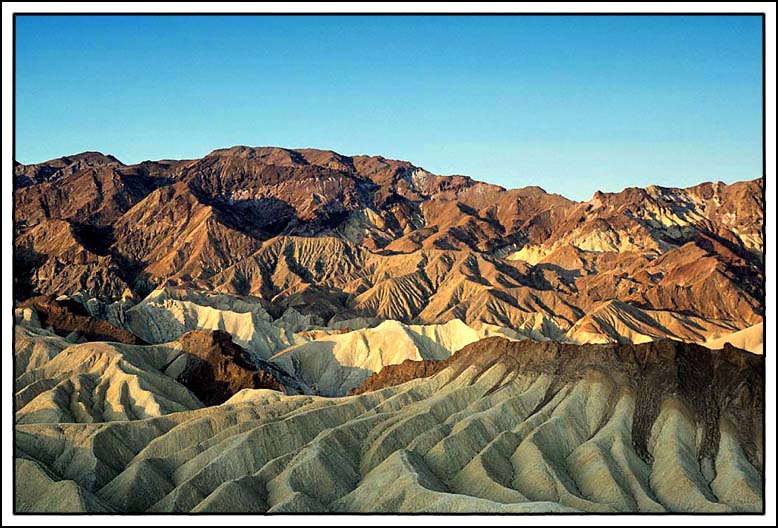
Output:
14,151,124,188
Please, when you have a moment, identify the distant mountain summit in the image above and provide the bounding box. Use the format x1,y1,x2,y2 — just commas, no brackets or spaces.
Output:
13,146,764,345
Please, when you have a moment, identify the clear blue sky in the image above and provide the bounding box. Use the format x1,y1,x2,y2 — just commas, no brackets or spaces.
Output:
15,15,762,200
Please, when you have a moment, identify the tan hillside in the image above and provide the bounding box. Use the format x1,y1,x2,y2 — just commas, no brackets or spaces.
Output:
15,338,763,513
270,319,524,395
13,321,296,424
564,299,740,345
704,323,763,354
14,325,204,424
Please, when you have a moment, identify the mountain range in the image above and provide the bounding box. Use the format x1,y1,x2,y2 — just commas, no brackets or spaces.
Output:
13,146,765,513
14,146,764,346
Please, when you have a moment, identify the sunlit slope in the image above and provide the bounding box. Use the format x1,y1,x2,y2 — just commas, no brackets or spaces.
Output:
14,323,291,424
14,325,203,424
704,322,763,354
270,319,524,395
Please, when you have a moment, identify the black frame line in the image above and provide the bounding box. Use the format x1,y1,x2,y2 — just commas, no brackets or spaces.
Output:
7,10,769,517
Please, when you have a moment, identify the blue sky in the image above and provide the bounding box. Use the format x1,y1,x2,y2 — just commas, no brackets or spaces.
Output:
15,15,762,200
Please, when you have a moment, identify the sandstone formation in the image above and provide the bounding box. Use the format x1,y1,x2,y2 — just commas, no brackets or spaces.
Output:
15,338,763,513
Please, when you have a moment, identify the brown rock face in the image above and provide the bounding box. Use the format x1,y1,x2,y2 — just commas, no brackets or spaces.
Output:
349,359,448,395
18,295,144,344
174,330,285,405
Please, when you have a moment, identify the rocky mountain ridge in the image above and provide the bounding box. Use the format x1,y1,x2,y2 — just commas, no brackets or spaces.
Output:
14,146,764,347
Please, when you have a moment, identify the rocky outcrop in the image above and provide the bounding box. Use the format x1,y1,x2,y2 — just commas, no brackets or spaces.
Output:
17,295,144,344
173,330,287,405
349,358,448,395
